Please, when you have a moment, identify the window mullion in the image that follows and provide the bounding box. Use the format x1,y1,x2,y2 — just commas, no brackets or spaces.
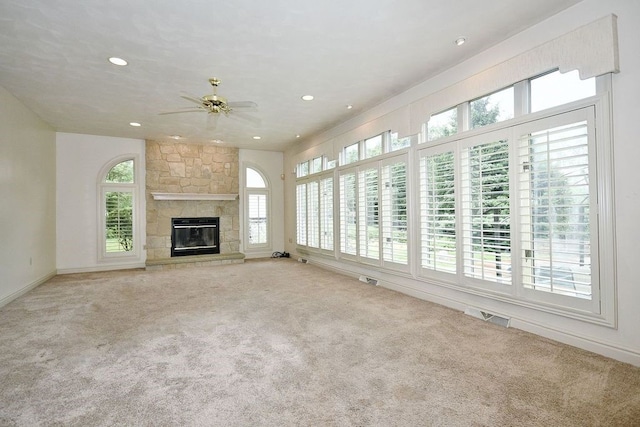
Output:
514,80,529,117
459,102,469,132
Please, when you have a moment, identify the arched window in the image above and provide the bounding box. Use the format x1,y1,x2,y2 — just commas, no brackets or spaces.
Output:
99,157,137,260
245,166,270,250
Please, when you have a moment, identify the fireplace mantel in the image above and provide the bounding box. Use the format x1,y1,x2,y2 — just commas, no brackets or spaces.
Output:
151,192,238,201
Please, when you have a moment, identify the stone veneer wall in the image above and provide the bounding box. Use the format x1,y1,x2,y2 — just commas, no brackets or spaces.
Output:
145,140,240,261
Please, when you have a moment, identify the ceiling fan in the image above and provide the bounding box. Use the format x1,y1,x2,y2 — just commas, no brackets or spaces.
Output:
160,78,258,120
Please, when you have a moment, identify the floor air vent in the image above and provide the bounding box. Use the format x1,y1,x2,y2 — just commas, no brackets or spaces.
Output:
359,275,379,286
464,307,510,328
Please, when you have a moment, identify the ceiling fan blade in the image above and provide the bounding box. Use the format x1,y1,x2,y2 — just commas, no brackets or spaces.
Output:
230,111,261,126
228,101,258,110
206,113,220,130
158,108,205,115
180,95,206,106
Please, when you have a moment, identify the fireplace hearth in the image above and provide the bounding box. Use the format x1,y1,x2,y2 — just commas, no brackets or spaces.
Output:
171,217,220,257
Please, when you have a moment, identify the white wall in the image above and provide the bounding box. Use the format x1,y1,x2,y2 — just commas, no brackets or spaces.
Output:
284,0,640,365
56,133,146,273
0,86,57,306
239,149,285,258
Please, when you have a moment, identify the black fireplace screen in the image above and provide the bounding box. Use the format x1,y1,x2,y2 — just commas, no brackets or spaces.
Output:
171,217,220,257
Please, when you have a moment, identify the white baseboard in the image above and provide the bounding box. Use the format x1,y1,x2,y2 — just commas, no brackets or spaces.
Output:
57,262,145,275
243,251,275,259
306,256,640,367
0,270,57,308
384,278,640,367
510,319,640,367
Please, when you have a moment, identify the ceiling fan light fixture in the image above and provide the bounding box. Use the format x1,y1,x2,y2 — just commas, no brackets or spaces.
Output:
108,57,128,66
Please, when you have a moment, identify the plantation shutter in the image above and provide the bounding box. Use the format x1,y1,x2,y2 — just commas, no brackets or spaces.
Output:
381,159,408,266
419,150,456,274
319,177,334,251
519,119,592,299
461,137,512,284
358,166,380,261
340,172,357,256
248,193,267,245
296,183,307,246
307,181,319,248
105,190,134,253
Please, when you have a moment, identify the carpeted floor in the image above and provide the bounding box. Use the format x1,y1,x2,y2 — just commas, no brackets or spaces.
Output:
1,259,639,426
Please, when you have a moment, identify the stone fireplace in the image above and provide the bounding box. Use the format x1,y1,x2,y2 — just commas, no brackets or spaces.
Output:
145,140,243,268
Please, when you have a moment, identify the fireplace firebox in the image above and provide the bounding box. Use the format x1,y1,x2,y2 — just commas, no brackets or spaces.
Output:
171,217,220,257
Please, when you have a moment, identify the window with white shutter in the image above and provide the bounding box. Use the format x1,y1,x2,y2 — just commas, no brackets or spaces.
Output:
320,176,334,251
381,158,408,267
100,158,137,259
307,181,320,248
517,107,599,313
358,166,380,261
460,134,512,287
247,194,267,245
340,172,357,256
296,183,307,246
245,166,270,250
419,149,456,275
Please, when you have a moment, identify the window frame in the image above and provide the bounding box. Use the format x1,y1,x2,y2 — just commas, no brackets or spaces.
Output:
363,133,384,159
296,170,335,256
244,165,271,251
514,107,600,314
341,142,360,165
97,155,140,262
469,85,515,130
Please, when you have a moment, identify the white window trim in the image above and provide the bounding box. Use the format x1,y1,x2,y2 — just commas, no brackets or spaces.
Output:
242,164,272,253
97,154,141,263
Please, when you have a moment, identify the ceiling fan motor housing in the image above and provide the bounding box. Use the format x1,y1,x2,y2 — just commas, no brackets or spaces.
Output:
203,94,231,113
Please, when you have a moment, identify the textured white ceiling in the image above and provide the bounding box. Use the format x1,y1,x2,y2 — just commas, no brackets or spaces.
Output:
0,0,582,151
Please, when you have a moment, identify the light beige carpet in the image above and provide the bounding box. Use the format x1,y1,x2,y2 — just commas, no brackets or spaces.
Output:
1,259,639,426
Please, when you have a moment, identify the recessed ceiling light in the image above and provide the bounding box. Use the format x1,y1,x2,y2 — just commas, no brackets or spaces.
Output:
129,122,141,127
295,134,301,138
253,136,261,140
301,95,314,101
109,57,128,66
454,37,466,46
170,135,181,140
212,139,223,144
346,104,353,109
